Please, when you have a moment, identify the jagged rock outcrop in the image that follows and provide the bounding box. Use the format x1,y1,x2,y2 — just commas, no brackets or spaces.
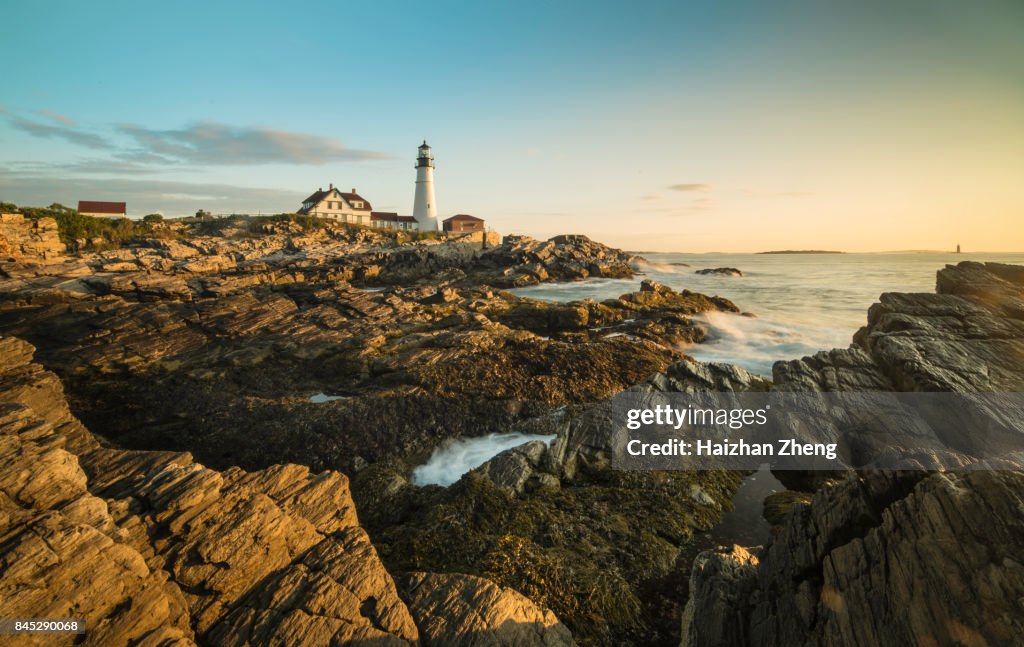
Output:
682,262,1024,647
695,267,742,277
467,234,637,287
0,224,733,647
3,217,638,293
471,440,555,495
468,357,769,496
679,545,759,647
495,279,737,344
0,336,573,645
403,572,576,646
0,258,734,474
0,337,197,645
683,471,1024,647
775,261,1024,393
0,213,65,263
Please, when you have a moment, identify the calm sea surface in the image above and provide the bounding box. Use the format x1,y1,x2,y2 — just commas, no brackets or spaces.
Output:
511,252,1024,376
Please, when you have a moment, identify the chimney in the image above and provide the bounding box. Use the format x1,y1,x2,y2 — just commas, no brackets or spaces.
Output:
329,183,333,190
351,187,357,194
318,187,322,192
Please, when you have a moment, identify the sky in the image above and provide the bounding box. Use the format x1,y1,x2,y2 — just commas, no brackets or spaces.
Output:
1,0,1022,252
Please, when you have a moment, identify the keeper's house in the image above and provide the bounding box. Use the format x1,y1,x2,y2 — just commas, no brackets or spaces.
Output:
297,184,372,226
442,214,484,234
78,201,126,218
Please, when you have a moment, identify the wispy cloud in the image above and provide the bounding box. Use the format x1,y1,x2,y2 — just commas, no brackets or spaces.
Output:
668,183,711,192
118,122,390,165
0,171,304,216
5,159,162,176
640,183,717,216
1,112,396,215
8,116,112,150
4,109,390,167
36,109,75,126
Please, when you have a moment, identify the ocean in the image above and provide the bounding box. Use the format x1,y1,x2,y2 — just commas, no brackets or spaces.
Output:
511,252,1024,377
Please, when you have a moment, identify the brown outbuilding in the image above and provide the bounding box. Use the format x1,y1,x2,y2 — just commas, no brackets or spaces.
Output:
370,211,418,231
442,214,484,233
78,201,127,218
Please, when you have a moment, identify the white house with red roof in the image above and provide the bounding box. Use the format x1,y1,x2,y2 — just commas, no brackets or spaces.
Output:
297,184,372,225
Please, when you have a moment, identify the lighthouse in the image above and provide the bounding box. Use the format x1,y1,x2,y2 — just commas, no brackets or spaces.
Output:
413,141,439,231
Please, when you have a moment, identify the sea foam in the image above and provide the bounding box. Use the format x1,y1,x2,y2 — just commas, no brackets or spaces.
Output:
412,432,556,487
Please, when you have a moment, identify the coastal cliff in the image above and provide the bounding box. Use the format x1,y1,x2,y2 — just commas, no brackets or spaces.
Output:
680,262,1024,647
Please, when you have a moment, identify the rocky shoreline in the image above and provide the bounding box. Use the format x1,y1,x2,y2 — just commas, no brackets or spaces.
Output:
680,260,1024,647
1,218,743,645
2,215,1023,646
0,335,575,645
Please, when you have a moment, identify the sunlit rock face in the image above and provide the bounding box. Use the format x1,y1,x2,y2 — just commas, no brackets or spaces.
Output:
0,335,575,646
0,213,65,263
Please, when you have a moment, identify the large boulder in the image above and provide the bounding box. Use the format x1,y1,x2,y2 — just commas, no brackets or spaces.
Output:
681,471,1024,647
0,213,65,263
402,572,575,646
680,545,760,647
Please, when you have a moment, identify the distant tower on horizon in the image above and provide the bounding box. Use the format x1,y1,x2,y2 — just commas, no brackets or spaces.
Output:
956,243,961,253
413,141,439,231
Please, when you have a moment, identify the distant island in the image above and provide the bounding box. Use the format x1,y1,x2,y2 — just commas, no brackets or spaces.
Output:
757,249,845,254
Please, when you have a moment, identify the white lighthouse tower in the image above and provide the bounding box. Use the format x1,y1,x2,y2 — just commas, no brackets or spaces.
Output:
412,141,439,231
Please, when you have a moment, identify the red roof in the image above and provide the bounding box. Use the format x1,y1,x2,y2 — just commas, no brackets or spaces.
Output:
443,214,483,223
340,192,370,208
300,187,372,212
78,201,126,214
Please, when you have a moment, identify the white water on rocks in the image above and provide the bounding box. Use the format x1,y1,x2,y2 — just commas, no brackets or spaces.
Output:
412,433,557,487
512,251,1024,376
309,393,346,403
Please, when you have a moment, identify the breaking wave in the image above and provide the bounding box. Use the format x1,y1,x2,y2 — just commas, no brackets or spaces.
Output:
411,433,557,487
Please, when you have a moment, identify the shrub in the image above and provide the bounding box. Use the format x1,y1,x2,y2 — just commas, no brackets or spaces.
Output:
246,213,328,233
11,202,157,248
